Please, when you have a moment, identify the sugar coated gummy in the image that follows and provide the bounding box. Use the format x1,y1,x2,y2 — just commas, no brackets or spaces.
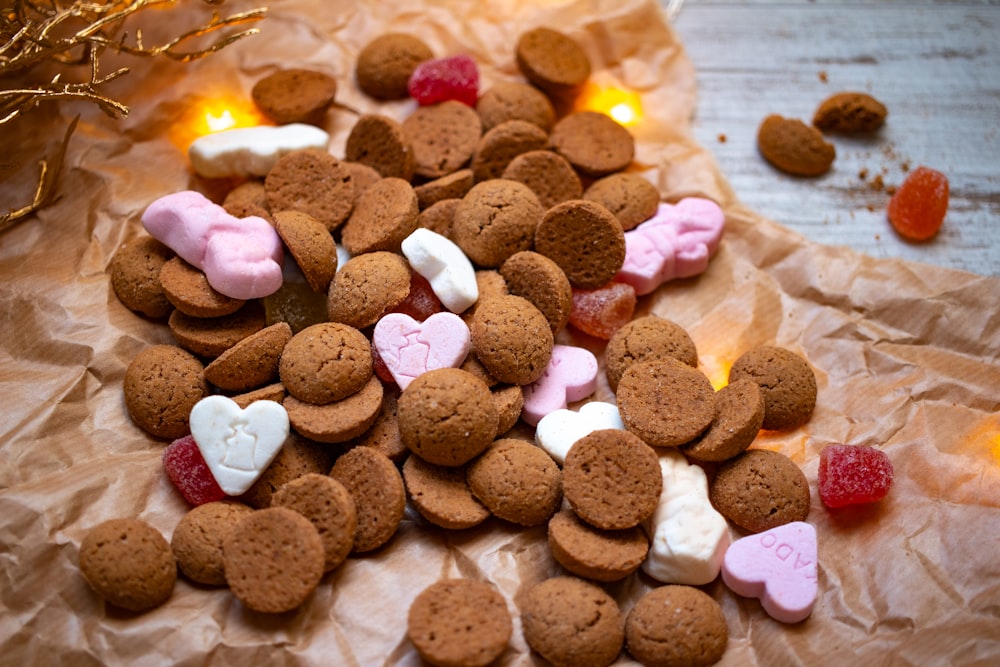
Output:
408,54,479,107
818,444,894,508
162,435,227,506
568,281,636,340
887,166,948,242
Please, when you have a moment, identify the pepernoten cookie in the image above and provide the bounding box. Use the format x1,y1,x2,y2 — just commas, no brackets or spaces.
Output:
340,177,419,255
251,68,337,125
204,321,292,393
515,27,591,95
728,345,817,430
470,294,554,385
329,446,407,553
274,210,338,293
159,256,244,318
240,435,335,509
283,374,384,443
414,169,474,210
278,322,373,405
452,179,544,268
356,33,433,100
124,344,207,439
547,509,648,582
344,114,415,180
583,172,660,231
605,315,699,392
535,199,625,289
171,500,254,586
470,120,549,183
402,100,482,179
682,378,765,462
617,358,716,448
271,473,357,573
265,148,355,231
403,455,490,530
709,448,811,533
407,579,513,667
476,81,555,132
501,149,582,210
500,251,573,335
467,439,563,527
79,518,176,612
168,301,267,358
549,111,634,177
327,251,411,330
625,585,728,667
109,235,174,318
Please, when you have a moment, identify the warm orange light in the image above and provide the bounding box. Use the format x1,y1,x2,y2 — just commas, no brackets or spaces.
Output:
575,83,643,127
170,94,269,152
700,354,732,391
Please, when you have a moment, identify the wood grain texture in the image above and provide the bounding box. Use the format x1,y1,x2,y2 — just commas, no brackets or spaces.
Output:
670,0,999,275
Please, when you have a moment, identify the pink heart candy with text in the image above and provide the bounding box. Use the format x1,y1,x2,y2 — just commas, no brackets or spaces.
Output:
373,312,471,390
520,344,599,426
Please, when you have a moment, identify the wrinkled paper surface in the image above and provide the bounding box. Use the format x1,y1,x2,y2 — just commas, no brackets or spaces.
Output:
1,0,999,664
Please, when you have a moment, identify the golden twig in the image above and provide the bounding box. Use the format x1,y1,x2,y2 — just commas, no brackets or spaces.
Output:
0,115,78,233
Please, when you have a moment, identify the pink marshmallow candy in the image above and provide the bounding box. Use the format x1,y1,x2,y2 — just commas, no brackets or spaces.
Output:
520,344,599,426
722,521,818,624
616,198,724,295
373,312,471,390
141,190,284,300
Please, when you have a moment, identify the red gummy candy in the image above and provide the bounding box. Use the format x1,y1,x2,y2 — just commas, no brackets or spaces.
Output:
372,346,395,385
390,271,444,321
408,54,479,107
818,444,893,508
887,166,948,242
162,435,226,506
568,282,637,340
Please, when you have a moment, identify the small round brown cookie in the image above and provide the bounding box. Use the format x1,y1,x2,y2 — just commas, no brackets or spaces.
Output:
79,518,176,612
275,210,338,293
168,300,267,358
470,120,549,183
709,448,811,533
279,322,373,405
515,27,591,96
252,68,337,125
492,384,524,435
284,374,384,443
231,382,286,409
500,251,573,334
171,500,254,586
403,101,483,180
547,509,648,582
460,353,500,387
470,294,554,385
583,173,660,232
223,180,268,210
398,368,498,466
617,358,717,448
223,199,274,226
502,149,583,210
265,148,355,231
340,177,419,255
625,585,728,667
417,198,460,237
520,576,624,667
159,257,245,318
467,439,563,527
813,91,888,134
403,455,490,530
240,435,335,509
604,315,698,392
408,579,513,667
223,507,325,613
124,344,206,439
271,473,357,572
109,236,174,318
326,251,411,330
549,111,635,178
355,33,433,100
344,113,415,180
452,179,544,268
476,81,555,132
350,388,408,462
728,346,817,430
414,169,475,210
757,114,836,177
344,161,382,207
329,446,406,552
682,378,765,463
562,429,661,530
535,199,625,289
204,321,292,392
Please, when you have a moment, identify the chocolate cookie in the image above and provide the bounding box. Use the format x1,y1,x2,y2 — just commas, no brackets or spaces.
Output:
470,120,549,182
403,100,483,179
515,27,591,95
583,173,660,231
617,358,716,448
240,435,335,509
476,81,555,132
339,177,419,255
204,321,292,393
159,257,245,318
356,33,433,100
709,448,811,533
109,236,174,318
625,585,728,667
252,68,337,125
278,322,372,405
344,114,415,180
408,579,512,667
326,251,411,330
168,301,267,358
265,148,355,231
500,251,573,335
682,378,765,462
171,500,254,586
271,473,357,572
757,114,836,177
329,446,407,552
502,149,583,210
284,374,384,443
605,315,699,392
124,344,207,439
467,439,563,527
79,518,176,612
534,199,625,289
275,210,338,293
549,111,634,177
728,346,817,430
452,178,544,268
403,455,491,530
414,169,475,210
470,294,554,385
562,429,661,530
547,509,648,582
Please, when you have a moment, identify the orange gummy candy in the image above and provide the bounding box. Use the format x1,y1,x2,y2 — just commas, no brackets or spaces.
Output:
886,166,948,242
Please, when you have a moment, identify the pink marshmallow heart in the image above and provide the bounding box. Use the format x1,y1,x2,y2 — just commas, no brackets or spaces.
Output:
722,521,818,624
616,198,724,295
520,344,599,426
373,312,471,390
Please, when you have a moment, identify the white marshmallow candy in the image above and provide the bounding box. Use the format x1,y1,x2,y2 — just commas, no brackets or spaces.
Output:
534,401,624,466
401,228,478,314
188,123,330,179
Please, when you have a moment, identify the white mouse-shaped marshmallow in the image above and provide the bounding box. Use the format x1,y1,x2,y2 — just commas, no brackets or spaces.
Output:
188,123,330,179
401,228,478,314
534,401,623,466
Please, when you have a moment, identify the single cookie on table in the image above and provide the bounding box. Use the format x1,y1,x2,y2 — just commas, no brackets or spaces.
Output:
414,169,474,210
682,378,765,462
709,448,811,533
274,210,338,293
344,161,382,206
520,576,624,667
240,434,335,509
492,383,524,435
349,388,408,462
476,81,555,132
79,518,176,612
728,346,817,430
402,101,483,180
252,68,337,125
223,507,325,613
398,367,498,466
604,315,698,392
470,294,554,386
547,509,648,583
124,344,207,439
549,111,634,178
813,91,888,134
535,199,625,289
625,585,728,667
757,114,835,177
502,149,582,210
204,321,292,393
403,455,491,530
344,114,415,180
264,148,355,231
515,27,591,95
171,500,254,586
470,120,549,183
407,579,513,667
168,301,267,359
467,439,563,527
452,179,544,268
271,473,357,572
417,198,461,237
340,177,419,255
109,235,174,318
583,172,660,231
159,256,245,318
500,251,573,335
617,358,716,448
326,251,411,330
562,429,661,530
356,33,433,100
330,446,407,553
284,374,384,443
278,321,373,405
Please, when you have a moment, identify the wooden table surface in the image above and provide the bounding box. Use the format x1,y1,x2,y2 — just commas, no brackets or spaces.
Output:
669,0,999,276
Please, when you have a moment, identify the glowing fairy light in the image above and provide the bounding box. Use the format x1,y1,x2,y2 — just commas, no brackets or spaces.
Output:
205,109,237,132
576,83,643,127
171,94,268,151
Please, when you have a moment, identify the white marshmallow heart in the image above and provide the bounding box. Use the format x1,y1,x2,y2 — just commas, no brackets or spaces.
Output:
401,228,478,314
534,401,623,466
190,395,290,496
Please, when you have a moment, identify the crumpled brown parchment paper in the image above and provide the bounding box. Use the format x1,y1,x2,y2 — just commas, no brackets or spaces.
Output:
1,0,999,665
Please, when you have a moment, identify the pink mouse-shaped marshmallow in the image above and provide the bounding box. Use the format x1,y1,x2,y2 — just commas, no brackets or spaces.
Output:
141,190,283,300
520,344,599,426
